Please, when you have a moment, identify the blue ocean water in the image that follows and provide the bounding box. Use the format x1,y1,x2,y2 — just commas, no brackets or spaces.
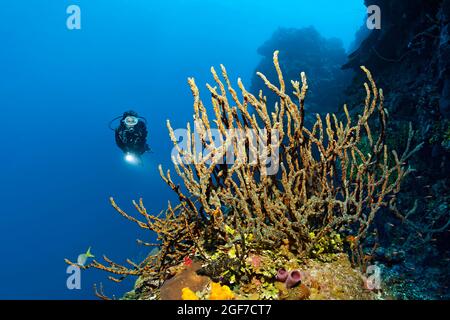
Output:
0,0,365,299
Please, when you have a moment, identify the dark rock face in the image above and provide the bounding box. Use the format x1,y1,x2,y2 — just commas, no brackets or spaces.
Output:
439,21,450,115
343,0,450,300
344,0,450,180
250,27,352,118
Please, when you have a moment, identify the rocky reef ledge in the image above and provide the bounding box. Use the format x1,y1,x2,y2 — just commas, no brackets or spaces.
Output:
123,254,380,300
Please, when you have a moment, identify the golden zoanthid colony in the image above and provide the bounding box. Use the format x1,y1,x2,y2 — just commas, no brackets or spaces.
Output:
65,51,421,300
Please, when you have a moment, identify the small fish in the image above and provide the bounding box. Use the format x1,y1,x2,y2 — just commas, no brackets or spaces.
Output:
77,247,95,266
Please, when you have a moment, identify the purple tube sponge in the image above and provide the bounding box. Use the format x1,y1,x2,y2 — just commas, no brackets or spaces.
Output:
286,270,302,288
276,268,288,282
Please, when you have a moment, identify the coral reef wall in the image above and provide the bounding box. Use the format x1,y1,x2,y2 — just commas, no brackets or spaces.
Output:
343,0,450,299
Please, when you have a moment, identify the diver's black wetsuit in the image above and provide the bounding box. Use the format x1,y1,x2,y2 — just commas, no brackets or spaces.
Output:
115,112,149,156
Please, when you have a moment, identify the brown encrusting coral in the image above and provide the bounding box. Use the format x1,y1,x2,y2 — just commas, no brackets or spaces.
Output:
65,51,421,299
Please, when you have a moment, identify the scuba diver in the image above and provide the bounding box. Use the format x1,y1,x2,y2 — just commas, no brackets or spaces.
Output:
109,110,150,164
